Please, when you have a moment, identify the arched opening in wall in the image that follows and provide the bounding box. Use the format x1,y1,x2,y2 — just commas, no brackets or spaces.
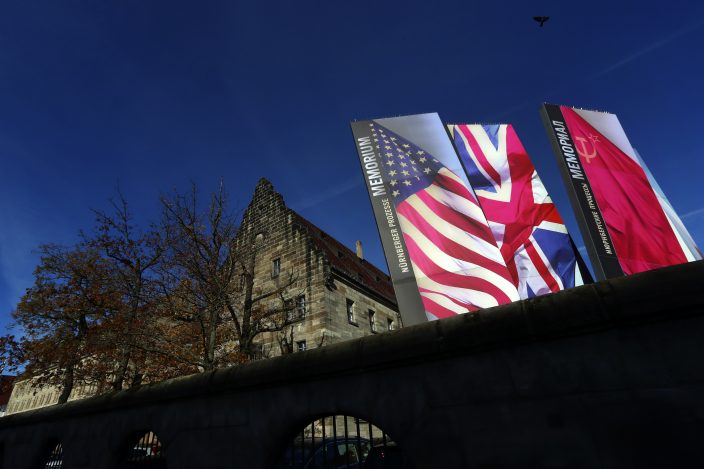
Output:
123,431,166,467
43,442,63,468
277,415,399,469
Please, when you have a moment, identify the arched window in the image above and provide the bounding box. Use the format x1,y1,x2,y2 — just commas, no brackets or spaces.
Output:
125,431,165,465
279,415,399,468
44,442,63,468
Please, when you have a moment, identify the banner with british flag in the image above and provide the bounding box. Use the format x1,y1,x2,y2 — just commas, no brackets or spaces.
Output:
352,113,520,324
449,124,590,299
541,104,698,279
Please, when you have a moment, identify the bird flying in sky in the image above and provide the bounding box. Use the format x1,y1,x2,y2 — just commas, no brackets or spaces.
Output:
533,16,550,27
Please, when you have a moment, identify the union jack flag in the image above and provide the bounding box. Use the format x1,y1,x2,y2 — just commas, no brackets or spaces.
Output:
450,124,587,298
369,121,519,320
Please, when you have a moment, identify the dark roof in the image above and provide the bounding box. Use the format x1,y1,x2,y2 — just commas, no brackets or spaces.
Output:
0,376,16,405
291,211,397,306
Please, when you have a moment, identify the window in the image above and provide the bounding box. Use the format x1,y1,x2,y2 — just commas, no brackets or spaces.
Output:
239,273,246,291
369,310,376,333
272,258,281,278
346,299,355,324
296,295,306,318
387,318,394,331
287,295,306,322
297,340,307,352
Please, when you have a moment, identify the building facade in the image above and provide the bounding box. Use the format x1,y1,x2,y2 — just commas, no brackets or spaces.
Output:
237,178,400,357
3,378,96,416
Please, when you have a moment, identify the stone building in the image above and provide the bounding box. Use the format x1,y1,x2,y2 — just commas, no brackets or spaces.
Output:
5,178,400,414
3,377,95,416
237,178,400,356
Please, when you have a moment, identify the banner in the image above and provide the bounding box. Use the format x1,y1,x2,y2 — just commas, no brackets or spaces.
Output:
634,149,703,262
541,104,690,279
449,124,591,299
352,113,519,325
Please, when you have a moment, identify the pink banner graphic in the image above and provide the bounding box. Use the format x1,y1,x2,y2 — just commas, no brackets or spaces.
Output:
560,106,688,275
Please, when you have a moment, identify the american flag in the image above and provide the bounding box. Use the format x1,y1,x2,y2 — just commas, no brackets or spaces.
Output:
369,121,519,320
450,124,586,298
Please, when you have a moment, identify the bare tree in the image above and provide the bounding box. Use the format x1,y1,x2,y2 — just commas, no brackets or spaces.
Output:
89,192,165,390
158,182,302,367
229,210,306,359
276,326,295,355
157,183,243,371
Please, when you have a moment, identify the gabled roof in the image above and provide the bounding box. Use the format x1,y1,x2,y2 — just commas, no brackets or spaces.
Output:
291,211,397,306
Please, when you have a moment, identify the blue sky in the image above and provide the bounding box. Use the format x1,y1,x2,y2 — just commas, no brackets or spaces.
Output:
2,1,703,333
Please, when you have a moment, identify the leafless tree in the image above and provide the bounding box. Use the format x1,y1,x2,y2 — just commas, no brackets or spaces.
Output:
89,192,165,390
231,221,304,359
158,182,303,367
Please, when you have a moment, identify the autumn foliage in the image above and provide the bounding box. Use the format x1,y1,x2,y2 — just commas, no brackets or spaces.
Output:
2,184,300,402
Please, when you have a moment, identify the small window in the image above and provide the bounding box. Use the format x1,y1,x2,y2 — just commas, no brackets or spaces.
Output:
346,299,355,324
296,295,306,318
287,295,306,322
272,258,281,278
387,318,394,331
297,340,307,352
369,310,376,333
44,442,63,469
239,273,247,291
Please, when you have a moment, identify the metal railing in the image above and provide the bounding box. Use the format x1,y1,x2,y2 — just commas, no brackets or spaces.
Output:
279,415,396,468
126,431,165,464
44,443,63,469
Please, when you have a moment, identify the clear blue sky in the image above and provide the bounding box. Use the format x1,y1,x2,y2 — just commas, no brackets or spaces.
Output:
2,1,703,333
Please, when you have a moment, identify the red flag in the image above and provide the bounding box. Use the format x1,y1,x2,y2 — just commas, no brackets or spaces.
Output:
561,106,687,274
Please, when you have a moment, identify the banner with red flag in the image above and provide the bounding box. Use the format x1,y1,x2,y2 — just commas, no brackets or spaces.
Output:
541,104,695,279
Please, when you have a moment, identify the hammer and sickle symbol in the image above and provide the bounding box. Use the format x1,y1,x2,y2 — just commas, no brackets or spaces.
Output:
574,136,598,163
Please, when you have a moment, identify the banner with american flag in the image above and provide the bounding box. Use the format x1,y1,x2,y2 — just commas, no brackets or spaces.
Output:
352,113,519,324
449,124,591,299
541,104,696,279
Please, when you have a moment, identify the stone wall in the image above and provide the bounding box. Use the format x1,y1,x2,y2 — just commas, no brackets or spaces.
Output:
324,275,400,343
2,260,703,469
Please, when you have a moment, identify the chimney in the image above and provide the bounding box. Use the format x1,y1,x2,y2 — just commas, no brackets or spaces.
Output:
355,240,364,260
